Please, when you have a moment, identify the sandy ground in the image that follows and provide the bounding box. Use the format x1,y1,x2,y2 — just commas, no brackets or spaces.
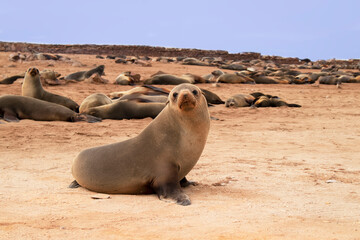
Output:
0,52,360,240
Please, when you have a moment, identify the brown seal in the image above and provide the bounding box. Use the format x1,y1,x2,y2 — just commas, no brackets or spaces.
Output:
70,83,210,205
64,65,105,81
22,67,79,112
0,95,100,122
114,71,141,85
79,93,113,113
225,94,255,108
143,74,191,85
83,99,166,120
252,95,301,108
216,73,255,84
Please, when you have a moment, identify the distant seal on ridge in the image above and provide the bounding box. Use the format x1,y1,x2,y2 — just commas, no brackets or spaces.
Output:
22,67,79,112
70,83,210,205
64,65,105,81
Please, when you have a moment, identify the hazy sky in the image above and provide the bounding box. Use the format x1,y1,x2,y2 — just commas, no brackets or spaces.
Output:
1,0,359,60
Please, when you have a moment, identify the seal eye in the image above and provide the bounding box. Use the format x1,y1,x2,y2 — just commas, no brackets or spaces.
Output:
173,92,178,98
192,90,198,95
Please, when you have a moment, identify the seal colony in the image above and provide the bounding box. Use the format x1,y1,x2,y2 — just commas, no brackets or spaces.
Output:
70,84,210,206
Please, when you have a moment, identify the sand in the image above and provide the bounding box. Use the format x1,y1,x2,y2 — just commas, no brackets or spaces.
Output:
0,52,360,239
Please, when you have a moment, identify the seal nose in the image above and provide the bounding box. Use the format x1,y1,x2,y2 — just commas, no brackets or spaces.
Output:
29,68,37,76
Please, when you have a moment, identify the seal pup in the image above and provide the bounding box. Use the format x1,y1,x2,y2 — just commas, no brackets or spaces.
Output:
225,94,255,108
0,95,100,122
79,93,113,113
114,71,141,85
22,67,79,112
70,83,210,205
64,65,105,81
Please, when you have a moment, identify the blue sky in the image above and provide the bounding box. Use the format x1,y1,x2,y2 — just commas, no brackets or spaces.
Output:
1,0,359,60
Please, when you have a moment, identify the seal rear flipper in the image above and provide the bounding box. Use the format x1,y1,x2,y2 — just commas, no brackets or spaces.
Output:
73,114,102,123
68,180,81,188
287,103,302,108
3,110,20,122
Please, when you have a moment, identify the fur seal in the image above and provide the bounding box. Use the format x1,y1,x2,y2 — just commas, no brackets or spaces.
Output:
79,93,113,113
0,95,100,122
252,95,301,108
143,74,191,85
70,83,210,205
114,71,141,85
64,65,105,81
22,67,79,112
225,94,255,108
83,99,166,120
318,75,339,85
251,74,289,84
216,73,255,84
181,73,206,83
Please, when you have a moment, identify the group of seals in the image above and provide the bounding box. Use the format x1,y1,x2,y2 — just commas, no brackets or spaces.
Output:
22,68,79,112
70,84,210,206
225,92,301,108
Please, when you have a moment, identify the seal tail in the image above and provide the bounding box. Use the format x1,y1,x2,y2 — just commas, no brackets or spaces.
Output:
68,180,81,188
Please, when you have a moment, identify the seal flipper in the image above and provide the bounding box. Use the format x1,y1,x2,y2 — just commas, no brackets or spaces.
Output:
68,180,81,188
180,177,198,188
3,110,20,122
73,114,102,123
152,164,191,206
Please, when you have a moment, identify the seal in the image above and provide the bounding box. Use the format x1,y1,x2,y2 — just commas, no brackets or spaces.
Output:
143,74,191,85
79,93,113,113
70,83,210,205
114,71,141,85
216,73,255,84
225,94,255,108
83,99,166,120
22,67,79,112
252,95,301,108
64,65,105,81
0,95,100,122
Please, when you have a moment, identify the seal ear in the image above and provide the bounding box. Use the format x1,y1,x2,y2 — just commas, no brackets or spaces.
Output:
165,100,169,105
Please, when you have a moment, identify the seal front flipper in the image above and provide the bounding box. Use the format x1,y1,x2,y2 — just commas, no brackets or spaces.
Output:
3,110,20,122
69,180,81,188
180,177,198,188
152,165,191,206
